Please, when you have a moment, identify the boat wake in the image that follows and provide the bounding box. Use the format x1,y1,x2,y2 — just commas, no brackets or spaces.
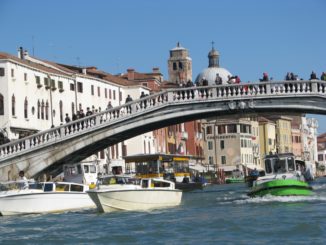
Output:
233,193,326,204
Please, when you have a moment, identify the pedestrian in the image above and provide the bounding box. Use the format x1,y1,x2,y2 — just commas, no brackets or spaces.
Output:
107,101,113,110
215,73,222,85
65,113,71,123
125,94,133,113
86,107,93,116
310,71,317,80
65,113,71,133
140,92,147,108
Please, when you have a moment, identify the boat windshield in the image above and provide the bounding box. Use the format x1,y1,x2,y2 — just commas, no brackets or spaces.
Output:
101,176,140,185
287,157,295,172
0,181,42,191
274,159,287,173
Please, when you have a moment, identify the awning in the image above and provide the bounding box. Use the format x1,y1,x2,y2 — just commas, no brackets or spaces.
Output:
219,165,238,172
243,164,264,171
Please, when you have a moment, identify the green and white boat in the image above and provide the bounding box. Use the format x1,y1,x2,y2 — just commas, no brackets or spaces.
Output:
248,153,313,197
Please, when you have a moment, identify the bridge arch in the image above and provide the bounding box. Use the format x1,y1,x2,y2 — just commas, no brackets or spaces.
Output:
0,80,325,180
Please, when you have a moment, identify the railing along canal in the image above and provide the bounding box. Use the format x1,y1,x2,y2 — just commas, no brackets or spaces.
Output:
0,80,325,161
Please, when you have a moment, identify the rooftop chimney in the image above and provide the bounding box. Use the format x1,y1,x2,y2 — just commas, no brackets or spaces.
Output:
18,47,24,59
152,67,160,73
127,68,135,81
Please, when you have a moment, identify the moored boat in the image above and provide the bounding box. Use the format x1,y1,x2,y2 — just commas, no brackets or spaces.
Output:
248,153,313,197
0,181,95,216
87,175,182,213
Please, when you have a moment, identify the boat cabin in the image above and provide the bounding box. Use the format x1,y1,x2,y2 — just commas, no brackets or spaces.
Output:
124,154,191,182
63,162,98,185
264,153,297,175
140,178,175,190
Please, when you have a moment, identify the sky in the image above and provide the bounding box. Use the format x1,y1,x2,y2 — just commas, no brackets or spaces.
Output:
1,0,325,134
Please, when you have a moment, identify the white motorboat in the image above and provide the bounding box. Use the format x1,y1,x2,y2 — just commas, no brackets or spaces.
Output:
87,176,182,213
0,181,95,216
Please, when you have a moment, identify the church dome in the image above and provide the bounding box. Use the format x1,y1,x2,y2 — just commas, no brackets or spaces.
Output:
195,45,232,85
195,67,232,85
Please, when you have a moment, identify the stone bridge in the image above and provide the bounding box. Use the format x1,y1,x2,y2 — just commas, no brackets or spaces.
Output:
0,80,325,181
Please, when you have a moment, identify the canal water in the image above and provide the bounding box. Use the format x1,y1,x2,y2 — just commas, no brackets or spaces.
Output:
1,177,326,244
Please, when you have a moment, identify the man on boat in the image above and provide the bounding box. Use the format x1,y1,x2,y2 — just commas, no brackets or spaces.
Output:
18,170,29,189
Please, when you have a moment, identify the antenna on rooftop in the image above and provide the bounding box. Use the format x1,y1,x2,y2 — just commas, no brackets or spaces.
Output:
76,57,81,66
32,35,35,56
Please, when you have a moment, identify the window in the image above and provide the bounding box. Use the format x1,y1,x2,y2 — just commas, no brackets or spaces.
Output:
111,146,115,159
97,86,100,97
37,100,40,119
11,69,14,77
91,85,94,95
221,156,226,165
44,77,49,88
100,150,105,159
105,88,107,98
228,124,237,133
173,62,177,70
77,82,83,93
58,81,64,92
209,156,214,165
0,94,4,115
119,91,122,102
71,102,75,116
218,125,226,134
50,79,56,90
45,101,49,120
0,67,4,76
70,83,75,91
113,90,116,100
41,100,44,119
318,154,324,161
35,76,41,87
179,62,183,69
24,97,28,118
206,126,213,135
59,101,63,122
240,124,251,134
208,141,213,150
220,140,225,149
11,94,15,116
24,73,27,81
109,89,112,99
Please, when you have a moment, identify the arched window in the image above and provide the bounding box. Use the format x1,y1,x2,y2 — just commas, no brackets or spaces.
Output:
0,93,4,115
37,100,40,119
41,100,44,119
45,101,49,120
59,100,63,122
71,102,75,116
24,97,28,118
11,94,15,116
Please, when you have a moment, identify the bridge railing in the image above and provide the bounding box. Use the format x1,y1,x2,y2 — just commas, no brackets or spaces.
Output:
0,80,325,160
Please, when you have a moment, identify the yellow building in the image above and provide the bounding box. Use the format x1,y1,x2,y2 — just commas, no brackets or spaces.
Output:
258,117,276,158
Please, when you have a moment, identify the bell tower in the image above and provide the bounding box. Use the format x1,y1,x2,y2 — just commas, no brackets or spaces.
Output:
168,42,192,83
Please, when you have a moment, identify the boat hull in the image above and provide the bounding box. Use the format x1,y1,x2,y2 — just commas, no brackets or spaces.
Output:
225,178,244,184
88,189,182,213
0,191,95,216
248,179,313,197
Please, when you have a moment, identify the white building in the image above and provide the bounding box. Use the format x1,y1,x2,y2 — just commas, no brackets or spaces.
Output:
0,48,154,174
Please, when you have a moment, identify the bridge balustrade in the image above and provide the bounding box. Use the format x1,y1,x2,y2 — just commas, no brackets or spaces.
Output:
0,80,325,161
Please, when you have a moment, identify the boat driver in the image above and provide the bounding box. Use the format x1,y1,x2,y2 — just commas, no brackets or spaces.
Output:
18,170,29,189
